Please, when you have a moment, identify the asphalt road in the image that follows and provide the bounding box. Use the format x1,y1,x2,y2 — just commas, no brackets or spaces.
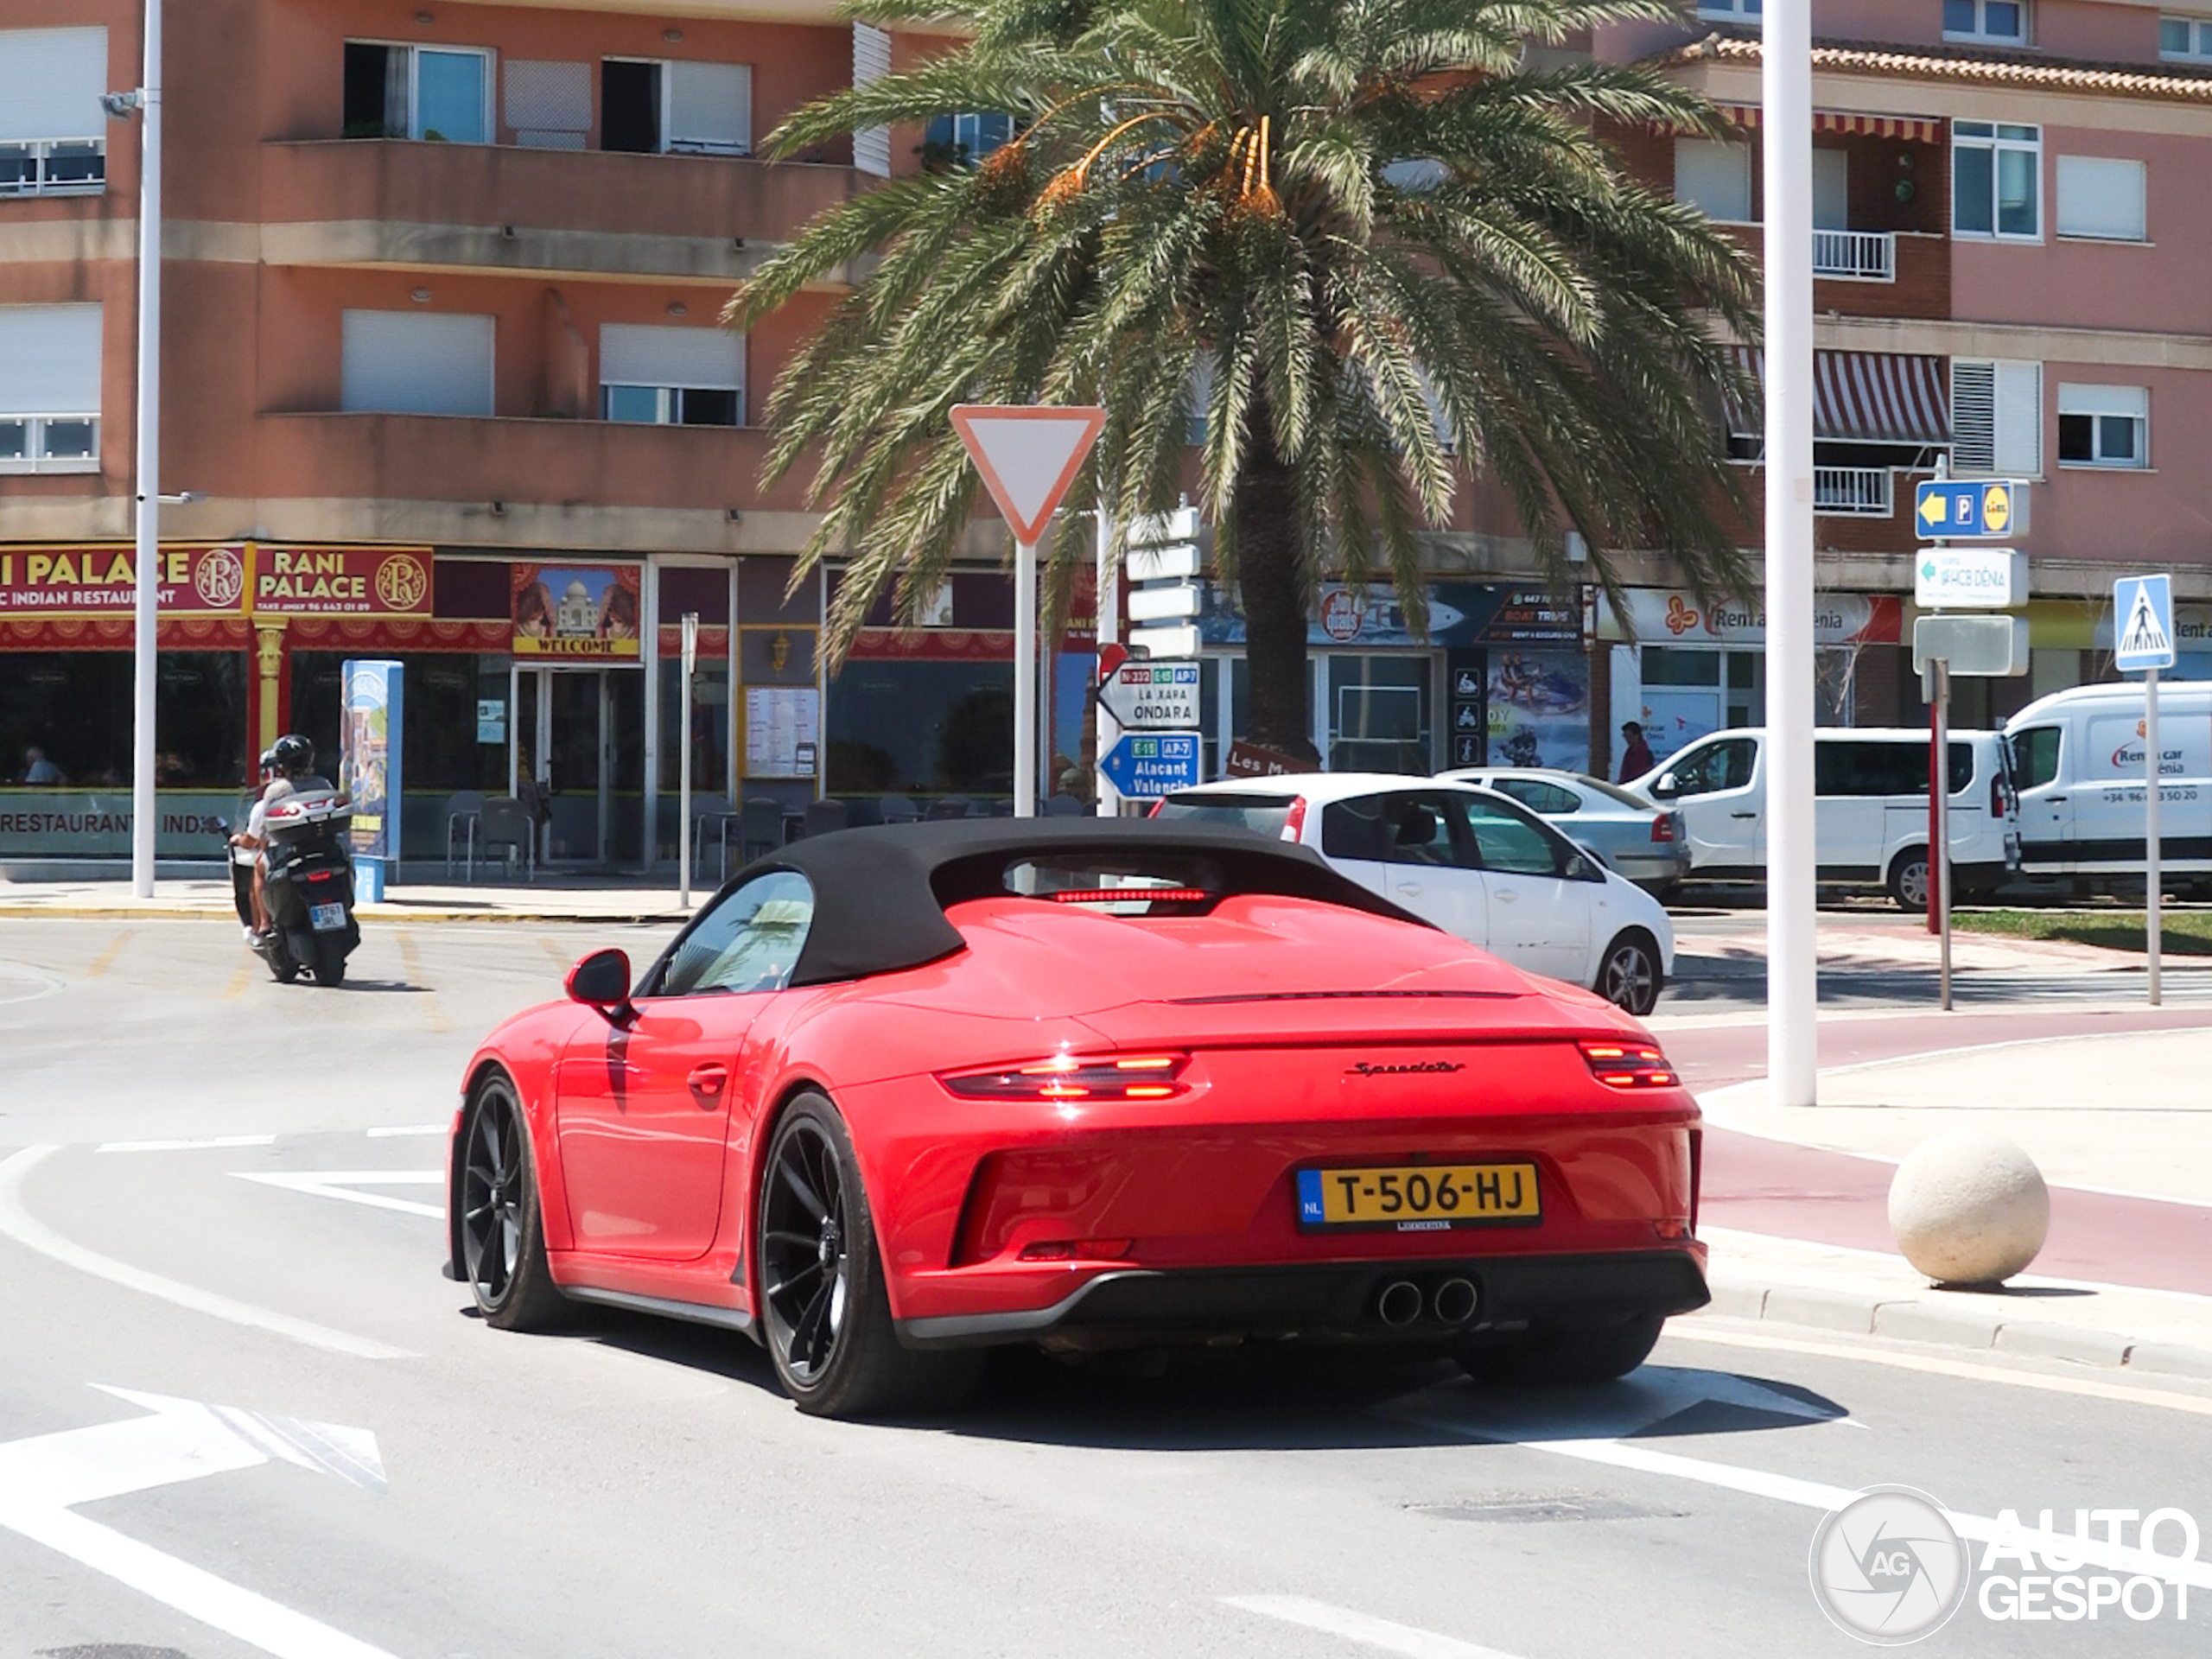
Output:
3,918,2209,1659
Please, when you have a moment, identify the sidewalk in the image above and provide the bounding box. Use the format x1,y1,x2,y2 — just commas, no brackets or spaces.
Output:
0,874,696,925
1694,1025,2212,1380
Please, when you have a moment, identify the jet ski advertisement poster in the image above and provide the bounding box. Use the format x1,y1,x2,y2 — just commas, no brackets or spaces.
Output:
341,659,403,899
1486,650,1591,772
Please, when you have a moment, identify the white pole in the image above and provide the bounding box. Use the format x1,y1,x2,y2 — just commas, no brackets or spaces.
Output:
1763,6,1817,1107
639,559,660,874
2146,664,2162,1007
1095,505,1121,817
128,0,163,898
1934,661,1952,1012
1015,537,1037,817
680,612,698,906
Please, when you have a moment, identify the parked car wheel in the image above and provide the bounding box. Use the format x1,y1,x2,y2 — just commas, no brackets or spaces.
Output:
1596,930,1664,1016
1888,849,1930,912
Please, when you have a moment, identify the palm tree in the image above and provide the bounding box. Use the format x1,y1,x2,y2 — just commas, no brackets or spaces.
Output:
730,0,1760,760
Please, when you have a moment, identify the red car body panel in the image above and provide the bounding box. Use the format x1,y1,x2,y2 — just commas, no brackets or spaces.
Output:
452,885,1704,1344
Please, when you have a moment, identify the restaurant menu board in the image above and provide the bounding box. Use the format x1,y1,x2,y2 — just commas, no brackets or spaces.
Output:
746,687,820,779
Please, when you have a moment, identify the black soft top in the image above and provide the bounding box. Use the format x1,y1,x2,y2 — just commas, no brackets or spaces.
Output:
728,818,1427,988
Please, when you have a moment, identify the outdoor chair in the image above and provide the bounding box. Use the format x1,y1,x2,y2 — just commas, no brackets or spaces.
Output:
738,797,787,865
801,799,850,839
927,794,972,821
443,790,486,879
878,794,922,825
1044,793,1084,817
476,797,535,881
690,798,739,880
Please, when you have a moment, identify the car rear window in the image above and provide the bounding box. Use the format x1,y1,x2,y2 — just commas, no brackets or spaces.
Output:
1154,794,1294,836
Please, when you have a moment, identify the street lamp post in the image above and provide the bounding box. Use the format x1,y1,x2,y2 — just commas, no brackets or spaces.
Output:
1764,6,1817,1107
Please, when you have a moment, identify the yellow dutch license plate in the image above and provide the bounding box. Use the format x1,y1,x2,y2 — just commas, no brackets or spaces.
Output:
1297,1162,1541,1230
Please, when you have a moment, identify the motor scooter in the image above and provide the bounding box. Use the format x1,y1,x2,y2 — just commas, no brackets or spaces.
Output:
219,787,360,984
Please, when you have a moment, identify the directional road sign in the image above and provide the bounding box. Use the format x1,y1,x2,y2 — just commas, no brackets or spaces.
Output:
1096,660,1201,730
1914,479,2029,540
1911,613,2029,677
1129,621,1202,660
1914,547,2027,609
949,404,1104,543
2113,573,2177,672
1099,731,1201,796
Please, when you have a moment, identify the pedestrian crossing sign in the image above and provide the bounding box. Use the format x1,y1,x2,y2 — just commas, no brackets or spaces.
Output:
2113,574,2176,672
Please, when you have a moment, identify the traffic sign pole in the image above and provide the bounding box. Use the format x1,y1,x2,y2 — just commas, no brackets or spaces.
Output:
1015,537,1038,816
2147,665,2162,1007
1929,659,1952,1010
1095,503,1119,817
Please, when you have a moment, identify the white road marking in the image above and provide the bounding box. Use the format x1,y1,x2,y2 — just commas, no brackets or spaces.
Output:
0,1147,413,1360
0,1387,397,1659
365,1123,446,1138
232,1170,444,1220
1671,1322,2212,1417
99,1135,278,1154
1398,1406,2212,1592
1223,1595,1524,1659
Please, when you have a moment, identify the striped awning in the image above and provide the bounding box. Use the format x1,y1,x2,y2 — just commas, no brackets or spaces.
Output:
1719,105,1942,143
1726,348,1951,445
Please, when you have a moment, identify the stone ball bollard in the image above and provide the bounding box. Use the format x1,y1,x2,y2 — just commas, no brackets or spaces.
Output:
1888,1133,2050,1287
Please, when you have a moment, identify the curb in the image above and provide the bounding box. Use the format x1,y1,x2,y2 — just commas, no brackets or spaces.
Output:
1702,1275,2212,1382
0,903,691,926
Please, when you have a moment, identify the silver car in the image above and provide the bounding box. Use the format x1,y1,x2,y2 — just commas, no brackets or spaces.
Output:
1438,768,1690,894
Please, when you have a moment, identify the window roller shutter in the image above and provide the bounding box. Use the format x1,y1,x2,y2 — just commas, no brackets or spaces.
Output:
666,60,750,154
1949,359,1995,473
0,28,107,143
853,24,892,177
1993,359,2041,475
601,323,742,391
0,304,103,415
340,310,494,416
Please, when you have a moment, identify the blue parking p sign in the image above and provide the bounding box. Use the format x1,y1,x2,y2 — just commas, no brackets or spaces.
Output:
1098,732,1201,797
2113,574,2176,673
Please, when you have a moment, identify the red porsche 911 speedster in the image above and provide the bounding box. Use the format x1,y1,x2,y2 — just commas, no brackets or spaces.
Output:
448,821,1706,1418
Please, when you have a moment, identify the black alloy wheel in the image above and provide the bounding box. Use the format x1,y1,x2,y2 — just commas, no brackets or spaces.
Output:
1597,931,1663,1017
458,1075,565,1330
756,1093,982,1418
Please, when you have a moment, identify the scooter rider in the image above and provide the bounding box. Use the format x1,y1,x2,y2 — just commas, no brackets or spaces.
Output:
228,747,283,938
235,734,330,941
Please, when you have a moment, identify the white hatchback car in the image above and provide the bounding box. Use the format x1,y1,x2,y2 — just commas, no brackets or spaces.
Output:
1155,772,1676,1014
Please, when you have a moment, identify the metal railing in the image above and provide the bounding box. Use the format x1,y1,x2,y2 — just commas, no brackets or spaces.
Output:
1813,466,1893,517
1811,227,1896,282
0,137,105,196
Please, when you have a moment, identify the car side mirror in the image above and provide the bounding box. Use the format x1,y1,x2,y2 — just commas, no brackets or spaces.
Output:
1651,772,1679,799
566,948,636,1027
1567,847,1605,883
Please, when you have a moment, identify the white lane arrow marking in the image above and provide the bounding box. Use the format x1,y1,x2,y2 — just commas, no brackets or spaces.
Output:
0,1387,397,1659
0,1147,413,1360
232,1171,444,1221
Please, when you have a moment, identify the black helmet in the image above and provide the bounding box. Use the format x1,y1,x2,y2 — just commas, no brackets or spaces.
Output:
271,734,315,776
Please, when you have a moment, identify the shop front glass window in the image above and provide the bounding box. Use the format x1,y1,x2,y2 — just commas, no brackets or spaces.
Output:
1328,655,1431,774
826,659,1016,803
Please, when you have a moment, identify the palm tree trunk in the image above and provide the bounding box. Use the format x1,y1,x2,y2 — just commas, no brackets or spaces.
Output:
1231,425,1319,766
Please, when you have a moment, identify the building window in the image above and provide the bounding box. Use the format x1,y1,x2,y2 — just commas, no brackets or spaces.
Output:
1674,138,1752,223
1953,120,2039,239
599,324,744,426
2056,384,2148,469
2055,156,2146,241
923,112,1016,168
0,303,101,474
0,28,107,197
343,42,492,143
601,60,751,156
2163,16,2212,60
340,310,496,416
1697,0,1762,16
1944,0,2028,43
1951,359,2041,476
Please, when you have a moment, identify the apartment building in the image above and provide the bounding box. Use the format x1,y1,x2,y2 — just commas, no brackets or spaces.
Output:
7,1,2210,861
1583,0,2212,771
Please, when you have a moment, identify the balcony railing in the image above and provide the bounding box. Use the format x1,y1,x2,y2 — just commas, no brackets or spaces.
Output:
1812,228,1896,283
1813,466,1893,517
0,137,105,197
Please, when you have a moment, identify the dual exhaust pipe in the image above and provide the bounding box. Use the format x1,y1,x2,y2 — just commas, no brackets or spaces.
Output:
1376,1275,1478,1329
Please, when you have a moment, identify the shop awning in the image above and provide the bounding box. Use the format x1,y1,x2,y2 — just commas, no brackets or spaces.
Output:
1718,105,1942,143
1725,347,1950,446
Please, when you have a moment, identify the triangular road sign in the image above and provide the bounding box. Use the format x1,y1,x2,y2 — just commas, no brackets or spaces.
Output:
950,404,1104,543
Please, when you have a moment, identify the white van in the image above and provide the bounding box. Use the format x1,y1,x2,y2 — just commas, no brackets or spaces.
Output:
1624,727,2019,909
2004,683,2212,897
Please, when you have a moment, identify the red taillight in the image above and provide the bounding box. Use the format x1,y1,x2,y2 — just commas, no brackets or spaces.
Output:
1579,1040,1677,1089
1146,799,1164,818
1048,887,1211,905
1990,773,2005,818
1649,814,1676,842
1281,795,1309,842
1019,1237,1135,1262
308,871,335,883
940,1053,1191,1102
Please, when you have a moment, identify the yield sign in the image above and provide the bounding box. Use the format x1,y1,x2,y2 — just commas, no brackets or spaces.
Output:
950,404,1105,543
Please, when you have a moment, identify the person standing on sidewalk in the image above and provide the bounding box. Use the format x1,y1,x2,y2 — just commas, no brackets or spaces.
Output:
1618,722,1656,783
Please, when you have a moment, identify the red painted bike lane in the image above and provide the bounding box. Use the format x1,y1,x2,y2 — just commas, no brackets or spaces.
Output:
1662,1007,2212,1296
